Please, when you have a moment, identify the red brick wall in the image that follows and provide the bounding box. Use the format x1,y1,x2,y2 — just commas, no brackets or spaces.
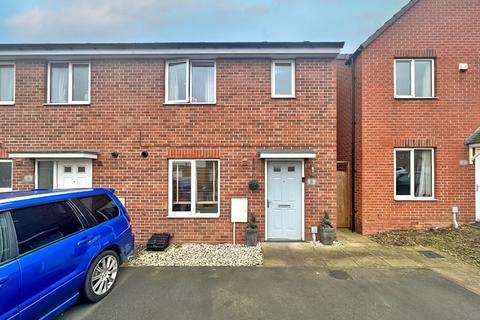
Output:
0,57,338,243
354,0,480,234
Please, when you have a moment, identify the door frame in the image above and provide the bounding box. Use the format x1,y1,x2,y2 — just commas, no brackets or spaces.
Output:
264,159,305,241
35,159,93,189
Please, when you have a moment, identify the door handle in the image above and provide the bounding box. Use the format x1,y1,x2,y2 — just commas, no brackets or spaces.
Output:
267,200,270,208
77,236,94,246
0,276,9,286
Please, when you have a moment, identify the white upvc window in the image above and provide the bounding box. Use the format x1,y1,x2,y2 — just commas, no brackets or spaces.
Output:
168,159,220,218
272,60,295,98
0,63,15,105
165,60,216,104
47,62,90,104
394,148,435,200
394,59,435,98
0,160,13,192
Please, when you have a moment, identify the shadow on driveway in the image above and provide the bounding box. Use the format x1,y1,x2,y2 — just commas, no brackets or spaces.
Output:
58,266,480,320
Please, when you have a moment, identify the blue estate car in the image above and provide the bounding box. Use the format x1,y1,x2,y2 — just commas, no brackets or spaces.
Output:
0,188,134,320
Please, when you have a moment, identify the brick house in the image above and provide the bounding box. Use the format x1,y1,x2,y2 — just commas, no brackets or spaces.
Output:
0,42,343,243
338,0,480,234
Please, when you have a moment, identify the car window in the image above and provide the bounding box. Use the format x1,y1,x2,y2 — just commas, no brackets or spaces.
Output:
78,195,119,224
0,211,18,263
11,201,83,255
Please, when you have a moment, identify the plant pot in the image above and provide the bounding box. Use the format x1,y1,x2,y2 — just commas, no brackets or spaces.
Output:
319,226,335,245
246,228,258,246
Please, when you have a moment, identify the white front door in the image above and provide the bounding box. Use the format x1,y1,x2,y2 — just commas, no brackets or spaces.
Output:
266,160,303,241
476,159,480,222
57,160,92,189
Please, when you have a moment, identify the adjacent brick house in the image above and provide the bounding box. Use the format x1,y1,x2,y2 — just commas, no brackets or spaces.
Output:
0,42,343,243
338,0,480,234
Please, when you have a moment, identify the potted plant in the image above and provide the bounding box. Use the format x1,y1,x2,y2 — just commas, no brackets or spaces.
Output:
246,214,258,246
319,211,335,245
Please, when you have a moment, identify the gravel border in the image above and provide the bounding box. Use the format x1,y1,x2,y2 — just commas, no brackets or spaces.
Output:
127,243,263,267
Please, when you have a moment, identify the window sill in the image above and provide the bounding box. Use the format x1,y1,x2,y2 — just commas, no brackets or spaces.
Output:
0,189,13,193
394,197,437,202
0,102,15,106
44,103,90,107
394,97,438,100
164,102,216,106
271,96,296,99
167,213,220,219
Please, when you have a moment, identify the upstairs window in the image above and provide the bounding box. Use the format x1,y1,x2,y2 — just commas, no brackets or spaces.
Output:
0,64,15,104
394,148,434,200
0,160,12,192
395,59,434,98
168,159,219,217
48,62,90,104
166,60,216,104
272,60,295,98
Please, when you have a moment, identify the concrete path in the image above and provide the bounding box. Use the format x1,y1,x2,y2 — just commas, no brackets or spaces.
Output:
59,267,479,320
263,229,480,295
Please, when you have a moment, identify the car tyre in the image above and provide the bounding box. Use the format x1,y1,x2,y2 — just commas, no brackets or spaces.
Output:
82,250,120,302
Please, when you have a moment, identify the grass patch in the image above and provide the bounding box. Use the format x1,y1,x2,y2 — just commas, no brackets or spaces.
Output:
370,226,480,269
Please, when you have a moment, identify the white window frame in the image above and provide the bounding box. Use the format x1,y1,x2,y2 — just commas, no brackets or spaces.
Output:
47,61,91,105
168,159,220,218
272,60,295,98
394,148,435,201
0,159,13,192
165,59,216,104
0,63,15,105
394,59,435,99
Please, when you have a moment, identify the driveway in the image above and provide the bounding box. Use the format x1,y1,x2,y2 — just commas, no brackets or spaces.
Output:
58,266,479,320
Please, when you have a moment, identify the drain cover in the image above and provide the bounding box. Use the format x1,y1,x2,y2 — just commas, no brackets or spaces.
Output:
418,250,444,259
329,270,350,280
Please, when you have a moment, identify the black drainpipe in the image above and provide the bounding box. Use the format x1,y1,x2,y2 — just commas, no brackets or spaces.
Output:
350,58,357,232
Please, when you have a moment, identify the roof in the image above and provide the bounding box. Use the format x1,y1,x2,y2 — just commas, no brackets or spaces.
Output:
0,42,344,51
348,0,421,63
0,41,344,59
465,127,480,145
0,188,112,209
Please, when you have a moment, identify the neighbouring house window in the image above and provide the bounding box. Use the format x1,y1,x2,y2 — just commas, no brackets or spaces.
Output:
394,59,434,98
394,148,434,200
0,160,12,192
0,64,15,104
169,159,219,217
166,60,216,104
272,60,295,98
48,62,90,104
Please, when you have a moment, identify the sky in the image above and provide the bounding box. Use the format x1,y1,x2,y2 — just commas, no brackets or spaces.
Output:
0,0,411,53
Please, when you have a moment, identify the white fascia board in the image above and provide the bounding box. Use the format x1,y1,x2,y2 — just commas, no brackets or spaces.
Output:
9,152,98,159
0,48,341,58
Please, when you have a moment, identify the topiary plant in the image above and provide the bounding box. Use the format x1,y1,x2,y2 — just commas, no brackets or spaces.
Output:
321,211,333,228
248,179,260,191
248,214,258,230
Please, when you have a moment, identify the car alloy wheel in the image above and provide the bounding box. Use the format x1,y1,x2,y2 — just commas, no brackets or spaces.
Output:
91,254,118,296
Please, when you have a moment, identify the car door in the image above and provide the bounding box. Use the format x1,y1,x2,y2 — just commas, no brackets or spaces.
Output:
0,211,20,320
11,200,100,320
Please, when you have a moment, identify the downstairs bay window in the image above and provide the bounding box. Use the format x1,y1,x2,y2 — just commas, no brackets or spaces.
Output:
168,159,219,217
394,148,434,200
